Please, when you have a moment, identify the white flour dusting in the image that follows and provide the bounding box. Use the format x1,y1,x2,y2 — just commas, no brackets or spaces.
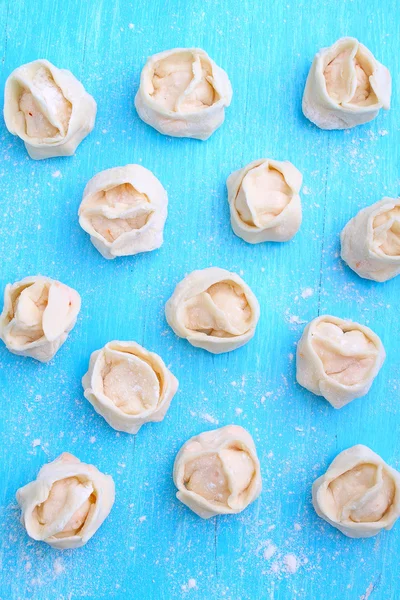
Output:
301,287,313,299
283,554,298,574
53,557,65,576
263,543,277,560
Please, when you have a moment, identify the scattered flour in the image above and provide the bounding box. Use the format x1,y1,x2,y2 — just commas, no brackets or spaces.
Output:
286,313,306,325
181,578,197,592
138,516,147,523
263,543,277,560
89,436,96,444
301,287,313,299
53,558,65,576
235,407,243,415
51,170,61,178
201,413,219,425
32,439,41,448
284,554,298,574
294,523,302,531
302,186,311,195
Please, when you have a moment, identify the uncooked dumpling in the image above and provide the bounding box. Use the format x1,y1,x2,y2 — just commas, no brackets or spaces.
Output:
173,425,262,518
227,159,303,243
165,267,260,353
4,59,96,159
82,341,178,434
313,445,400,538
135,48,232,140
79,165,168,259
16,452,115,549
341,197,400,282
296,315,385,408
302,37,391,129
0,276,81,362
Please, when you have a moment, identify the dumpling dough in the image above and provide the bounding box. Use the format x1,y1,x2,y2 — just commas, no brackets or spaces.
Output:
135,48,232,140
341,197,400,282
4,59,96,159
296,315,385,408
302,37,391,129
165,267,260,354
313,445,400,538
82,341,178,434
16,452,115,549
78,165,168,259
0,276,81,362
173,425,262,518
227,159,303,243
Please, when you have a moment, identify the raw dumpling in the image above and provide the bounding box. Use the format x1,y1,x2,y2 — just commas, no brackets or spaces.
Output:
341,197,400,282
227,159,303,243
173,425,262,518
313,445,400,538
135,48,232,140
78,165,168,259
4,59,96,159
302,37,391,130
165,267,260,354
82,341,178,434
16,452,115,549
296,315,385,408
0,276,81,362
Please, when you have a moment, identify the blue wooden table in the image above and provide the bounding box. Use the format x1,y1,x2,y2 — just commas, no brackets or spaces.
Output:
1,1,399,598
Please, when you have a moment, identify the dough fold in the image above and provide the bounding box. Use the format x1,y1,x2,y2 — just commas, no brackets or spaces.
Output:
135,48,232,140
82,340,178,434
0,276,81,362
313,445,400,538
227,159,302,243
341,197,400,282
4,59,96,159
79,165,168,259
16,452,115,549
302,37,391,130
296,315,385,408
173,425,262,518
165,267,260,353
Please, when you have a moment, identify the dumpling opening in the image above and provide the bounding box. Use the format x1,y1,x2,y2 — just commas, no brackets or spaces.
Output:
18,66,72,139
324,48,378,107
100,350,161,415
87,183,150,210
184,453,230,504
150,51,219,113
184,446,255,507
86,183,153,243
89,212,152,242
9,281,49,345
373,206,400,257
184,280,252,338
328,463,395,523
35,476,96,538
236,164,292,227
311,320,377,386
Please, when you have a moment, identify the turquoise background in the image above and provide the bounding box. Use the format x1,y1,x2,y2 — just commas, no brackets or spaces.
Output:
0,0,399,598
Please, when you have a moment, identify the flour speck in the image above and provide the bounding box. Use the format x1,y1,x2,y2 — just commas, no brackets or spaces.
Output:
284,554,298,574
53,557,65,576
301,287,313,299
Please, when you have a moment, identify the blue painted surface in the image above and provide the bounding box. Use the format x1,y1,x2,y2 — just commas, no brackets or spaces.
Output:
0,1,399,599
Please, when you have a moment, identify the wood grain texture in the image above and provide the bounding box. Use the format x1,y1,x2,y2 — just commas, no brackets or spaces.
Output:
0,0,399,598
